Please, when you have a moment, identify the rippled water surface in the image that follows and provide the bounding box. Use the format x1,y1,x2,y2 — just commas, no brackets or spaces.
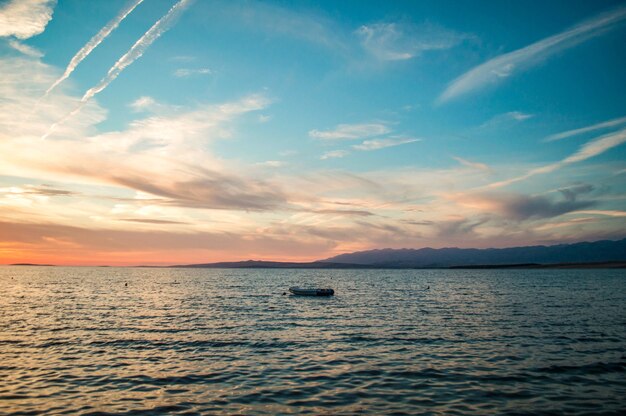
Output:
1,266,625,415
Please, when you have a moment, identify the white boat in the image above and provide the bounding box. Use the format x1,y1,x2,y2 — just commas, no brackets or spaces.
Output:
289,287,334,296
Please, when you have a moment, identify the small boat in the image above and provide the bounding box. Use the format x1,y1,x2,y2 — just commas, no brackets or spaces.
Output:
289,287,334,296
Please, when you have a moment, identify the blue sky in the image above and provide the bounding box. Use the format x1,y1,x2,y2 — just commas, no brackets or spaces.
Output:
0,0,625,265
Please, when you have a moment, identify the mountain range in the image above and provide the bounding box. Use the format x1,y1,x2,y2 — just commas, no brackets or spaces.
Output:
173,238,626,268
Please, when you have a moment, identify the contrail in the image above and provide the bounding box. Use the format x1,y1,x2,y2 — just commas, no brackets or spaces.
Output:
81,0,193,103
41,0,193,140
45,0,145,96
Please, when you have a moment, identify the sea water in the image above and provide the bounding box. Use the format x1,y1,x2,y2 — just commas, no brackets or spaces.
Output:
1,266,625,415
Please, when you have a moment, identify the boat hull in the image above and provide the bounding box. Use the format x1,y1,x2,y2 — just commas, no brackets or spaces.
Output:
289,287,334,296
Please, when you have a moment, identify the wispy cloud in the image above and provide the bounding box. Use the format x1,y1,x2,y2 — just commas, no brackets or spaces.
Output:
7,39,43,57
452,156,491,173
356,21,466,61
320,150,349,160
42,0,193,139
0,0,55,39
0,184,77,200
129,96,161,113
310,123,390,140
480,111,533,128
45,0,145,95
575,210,626,217
353,137,420,151
448,190,596,220
489,126,626,188
214,1,347,53
173,67,212,77
544,115,626,142
496,193,595,220
438,6,626,103
256,160,287,168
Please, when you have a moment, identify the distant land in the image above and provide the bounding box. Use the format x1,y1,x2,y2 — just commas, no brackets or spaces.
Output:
5,238,626,269
170,260,374,269
323,238,626,268
172,238,626,269
170,260,626,269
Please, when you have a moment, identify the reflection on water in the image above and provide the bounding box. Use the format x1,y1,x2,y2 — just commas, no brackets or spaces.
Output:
1,267,625,414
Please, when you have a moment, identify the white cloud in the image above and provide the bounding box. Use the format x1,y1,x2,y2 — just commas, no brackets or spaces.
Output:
481,111,534,127
309,123,390,140
356,22,466,61
0,0,55,39
256,160,287,168
452,156,491,173
438,6,626,103
353,137,420,151
507,111,534,121
129,96,159,112
489,127,626,188
173,67,212,77
7,39,43,57
544,115,626,142
320,150,349,160
215,1,346,53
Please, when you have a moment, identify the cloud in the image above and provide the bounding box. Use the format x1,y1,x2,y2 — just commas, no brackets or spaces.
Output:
497,193,596,220
213,0,347,53
0,184,77,197
435,217,487,239
352,137,420,151
129,96,160,112
320,150,349,160
45,0,145,95
544,115,626,142
310,209,374,217
558,183,594,202
42,0,194,139
356,21,466,61
0,220,334,265
0,57,107,142
118,218,189,225
452,156,491,173
309,123,390,140
7,39,43,57
438,6,626,103
489,127,626,188
0,53,283,213
562,127,626,164
173,67,212,77
485,111,534,125
0,0,55,39
575,210,626,217
256,160,287,168
455,191,597,220
314,123,419,160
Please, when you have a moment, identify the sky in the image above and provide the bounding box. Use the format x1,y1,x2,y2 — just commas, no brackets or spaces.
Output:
1,0,625,266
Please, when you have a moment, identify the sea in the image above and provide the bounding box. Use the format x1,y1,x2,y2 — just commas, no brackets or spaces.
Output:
1,266,625,415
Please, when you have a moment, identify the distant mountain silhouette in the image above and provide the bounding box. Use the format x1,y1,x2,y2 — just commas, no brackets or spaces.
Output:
171,260,374,269
323,238,626,268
